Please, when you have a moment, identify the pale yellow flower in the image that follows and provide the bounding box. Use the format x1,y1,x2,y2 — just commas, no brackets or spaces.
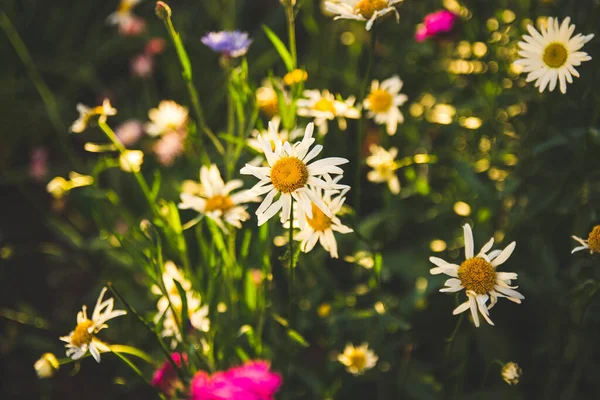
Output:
119,150,144,173
502,362,522,385
70,99,117,133
366,144,400,194
337,343,378,375
34,353,59,378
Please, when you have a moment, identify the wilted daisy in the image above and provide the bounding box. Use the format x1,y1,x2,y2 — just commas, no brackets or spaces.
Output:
201,31,252,58
295,181,353,258
571,225,600,254
178,164,258,231
59,287,126,363
337,343,378,375
514,17,594,94
297,89,360,135
364,75,408,135
70,99,117,133
145,100,189,137
152,262,210,345
366,144,400,194
240,122,349,226
325,0,402,31
502,362,522,385
429,224,524,327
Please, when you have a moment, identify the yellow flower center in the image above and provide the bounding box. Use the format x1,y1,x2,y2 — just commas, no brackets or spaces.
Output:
587,225,600,253
306,202,332,231
313,98,337,115
354,0,388,19
347,350,367,371
204,195,234,213
118,0,135,13
270,157,308,193
71,319,94,347
367,89,393,113
543,42,568,69
457,257,496,295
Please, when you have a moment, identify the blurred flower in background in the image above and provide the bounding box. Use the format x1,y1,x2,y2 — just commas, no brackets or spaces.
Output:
107,0,145,36
415,10,458,42
337,343,378,375
152,353,188,397
363,76,407,135
145,100,188,137
514,17,593,94
115,119,144,147
179,164,259,231
297,89,360,135
131,54,154,78
29,148,48,181
70,99,117,133
34,353,59,379
366,144,400,194
119,150,144,173
256,79,282,117
153,132,185,166
202,31,252,58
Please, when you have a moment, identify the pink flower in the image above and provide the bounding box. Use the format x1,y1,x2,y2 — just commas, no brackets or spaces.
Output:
153,132,185,166
152,353,187,397
115,119,144,146
131,54,154,78
225,361,282,399
415,10,458,42
145,38,166,56
119,15,146,37
29,148,48,181
190,361,282,400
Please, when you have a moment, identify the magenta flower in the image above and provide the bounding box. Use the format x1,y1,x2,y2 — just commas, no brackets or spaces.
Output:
415,10,458,42
190,361,282,400
152,353,187,397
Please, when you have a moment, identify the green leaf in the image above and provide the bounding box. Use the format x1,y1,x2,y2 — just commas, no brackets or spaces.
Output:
173,279,189,332
287,329,309,347
244,270,258,312
150,170,161,201
262,25,294,71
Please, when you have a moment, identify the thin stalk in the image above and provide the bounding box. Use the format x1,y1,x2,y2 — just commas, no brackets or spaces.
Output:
111,351,156,392
97,121,157,218
225,63,236,179
444,312,464,362
354,29,377,215
480,359,505,389
284,1,297,68
107,283,187,383
160,13,224,157
288,200,295,322
0,12,75,166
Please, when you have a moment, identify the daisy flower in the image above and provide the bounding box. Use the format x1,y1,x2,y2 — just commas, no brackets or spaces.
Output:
152,262,210,346
107,0,145,36
145,100,189,137
571,225,600,254
240,122,349,226
201,31,252,58
247,116,303,155
153,132,186,166
337,343,378,375
366,144,400,194
60,287,126,363
178,164,259,231
70,99,117,133
514,17,594,94
297,89,360,136
324,0,402,31
429,224,524,327
295,179,353,258
363,75,408,135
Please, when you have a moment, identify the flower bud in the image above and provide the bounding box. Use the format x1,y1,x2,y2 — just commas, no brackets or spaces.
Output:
34,353,59,378
155,1,172,20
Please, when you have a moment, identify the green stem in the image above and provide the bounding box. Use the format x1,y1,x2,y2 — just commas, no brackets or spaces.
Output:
0,12,75,166
354,29,377,215
97,121,157,218
226,63,236,179
107,283,187,383
288,200,295,322
109,345,157,366
284,1,297,68
480,359,505,389
161,14,224,158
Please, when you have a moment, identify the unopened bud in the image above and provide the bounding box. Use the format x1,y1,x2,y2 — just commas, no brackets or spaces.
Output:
155,1,172,20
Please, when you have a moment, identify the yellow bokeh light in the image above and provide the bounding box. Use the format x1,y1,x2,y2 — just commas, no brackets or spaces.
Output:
460,116,483,130
429,240,447,252
472,42,487,58
453,201,471,216
410,103,424,117
502,10,516,24
374,301,386,314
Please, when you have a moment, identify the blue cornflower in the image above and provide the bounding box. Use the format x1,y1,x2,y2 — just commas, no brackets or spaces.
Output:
201,31,252,58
